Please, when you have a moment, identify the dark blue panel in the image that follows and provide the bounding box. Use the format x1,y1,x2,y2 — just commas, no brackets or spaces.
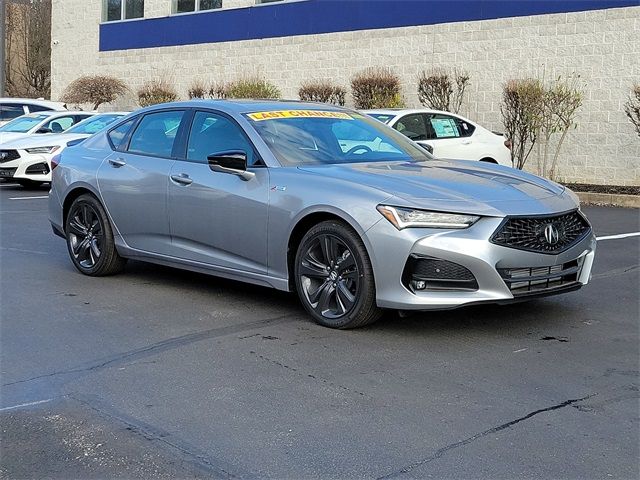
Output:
99,0,639,51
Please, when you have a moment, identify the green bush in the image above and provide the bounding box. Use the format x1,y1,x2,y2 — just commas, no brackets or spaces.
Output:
350,67,404,109
137,80,178,107
298,80,346,106
224,76,281,99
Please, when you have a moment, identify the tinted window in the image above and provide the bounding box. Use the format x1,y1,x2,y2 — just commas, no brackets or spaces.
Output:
26,104,54,113
0,104,26,121
394,114,428,141
108,118,136,149
124,0,144,19
128,110,185,158
366,113,394,124
187,111,256,165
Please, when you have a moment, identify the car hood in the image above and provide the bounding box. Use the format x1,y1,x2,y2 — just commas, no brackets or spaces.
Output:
0,132,29,145
0,132,88,149
298,159,575,216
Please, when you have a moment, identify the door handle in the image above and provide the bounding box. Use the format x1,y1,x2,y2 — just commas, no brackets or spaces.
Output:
108,158,126,168
461,139,472,145
170,174,193,186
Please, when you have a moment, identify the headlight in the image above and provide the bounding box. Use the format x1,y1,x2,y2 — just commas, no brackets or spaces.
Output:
24,145,60,154
377,205,480,230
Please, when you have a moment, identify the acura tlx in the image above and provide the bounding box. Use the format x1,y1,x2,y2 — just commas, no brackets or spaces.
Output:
49,100,595,329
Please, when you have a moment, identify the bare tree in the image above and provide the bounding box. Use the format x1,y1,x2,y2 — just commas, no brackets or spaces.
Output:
417,68,470,113
624,84,640,137
61,75,128,109
5,0,51,98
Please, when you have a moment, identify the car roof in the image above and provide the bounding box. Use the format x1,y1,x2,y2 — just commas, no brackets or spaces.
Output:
0,98,67,110
363,108,458,116
138,99,349,115
21,110,93,120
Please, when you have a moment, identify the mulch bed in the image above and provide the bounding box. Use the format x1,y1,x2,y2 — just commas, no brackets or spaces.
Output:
562,183,640,196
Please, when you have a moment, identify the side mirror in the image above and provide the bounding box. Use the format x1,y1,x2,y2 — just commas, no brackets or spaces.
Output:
207,150,255,181
416,141,434,154
37,127,52,134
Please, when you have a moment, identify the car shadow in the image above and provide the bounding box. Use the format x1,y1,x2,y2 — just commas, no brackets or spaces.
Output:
120,260,566,335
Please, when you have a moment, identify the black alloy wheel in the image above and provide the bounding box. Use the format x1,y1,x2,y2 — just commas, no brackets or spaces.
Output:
295,221,381,329
65,194,126,276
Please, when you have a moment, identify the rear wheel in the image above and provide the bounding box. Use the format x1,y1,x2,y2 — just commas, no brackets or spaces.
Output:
294,220,381,329
480,157,497,164
65,194,126,276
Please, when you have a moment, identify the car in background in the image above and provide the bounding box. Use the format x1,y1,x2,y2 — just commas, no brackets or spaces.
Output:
365,109,512,166
0,112,127,187
0,98,67,127
49,100,594,329
0,110,94,146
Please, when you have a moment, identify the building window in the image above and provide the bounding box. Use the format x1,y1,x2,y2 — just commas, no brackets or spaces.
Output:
173,0,222,14
255,0,285,4
103,0,144,22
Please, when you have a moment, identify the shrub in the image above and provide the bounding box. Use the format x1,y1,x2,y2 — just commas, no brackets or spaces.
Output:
209,82,228,99
137,80,178,107
298,80,346,106
500,78,544,170
224,76,281,99
417,68,470,113
350,67,404,109
188,79,208,99
624,84,640,137
60,75,127,110
538,75,584,179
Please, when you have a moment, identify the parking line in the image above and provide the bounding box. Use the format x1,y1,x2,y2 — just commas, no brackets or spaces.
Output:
596,232,640,241
9,195,49,200
0,399,52,412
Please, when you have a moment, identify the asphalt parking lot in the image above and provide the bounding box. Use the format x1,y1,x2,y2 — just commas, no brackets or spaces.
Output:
0,181,638,479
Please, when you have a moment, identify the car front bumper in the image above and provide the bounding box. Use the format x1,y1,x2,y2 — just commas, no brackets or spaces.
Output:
0,151,52,182
365,215,596,310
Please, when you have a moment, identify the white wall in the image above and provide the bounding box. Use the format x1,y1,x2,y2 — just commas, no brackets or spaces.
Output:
51,1,640,185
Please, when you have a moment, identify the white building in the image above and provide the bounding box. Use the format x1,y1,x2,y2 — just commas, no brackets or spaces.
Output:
51,0,639,185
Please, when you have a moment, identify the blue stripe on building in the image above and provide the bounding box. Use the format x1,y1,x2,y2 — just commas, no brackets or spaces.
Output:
99,0,639,51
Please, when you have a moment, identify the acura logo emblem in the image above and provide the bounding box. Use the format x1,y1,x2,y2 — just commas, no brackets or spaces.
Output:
544,223,560,245
0,152,6,160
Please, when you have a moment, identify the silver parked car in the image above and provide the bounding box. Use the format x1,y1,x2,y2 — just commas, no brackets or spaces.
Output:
49,101,596,329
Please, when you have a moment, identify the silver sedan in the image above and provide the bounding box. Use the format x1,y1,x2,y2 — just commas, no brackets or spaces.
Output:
49,101,596,329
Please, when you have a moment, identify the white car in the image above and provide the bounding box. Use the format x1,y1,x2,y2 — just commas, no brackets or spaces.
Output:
0,98,67,127
0,110,94,145
364,109,512,166
0,112,126,187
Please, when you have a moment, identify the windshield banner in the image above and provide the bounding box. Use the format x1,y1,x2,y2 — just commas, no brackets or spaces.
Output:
247,110,353,121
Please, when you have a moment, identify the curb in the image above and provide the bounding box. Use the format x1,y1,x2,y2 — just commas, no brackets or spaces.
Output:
577,192,640,208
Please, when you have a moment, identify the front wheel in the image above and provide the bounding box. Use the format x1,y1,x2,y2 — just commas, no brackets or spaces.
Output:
65,194,126,276
294,220,381,329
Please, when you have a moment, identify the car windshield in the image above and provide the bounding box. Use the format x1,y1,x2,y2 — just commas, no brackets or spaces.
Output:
0,114,48,133
245,110,432,166
366,113,395,124
67,114,125,134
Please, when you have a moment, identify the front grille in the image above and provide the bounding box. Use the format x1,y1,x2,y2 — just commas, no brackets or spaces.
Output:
0,167,17,178
25,162,50,175
498,259,581,297
403,256,478,292
0,150,20,163
491,210,591,254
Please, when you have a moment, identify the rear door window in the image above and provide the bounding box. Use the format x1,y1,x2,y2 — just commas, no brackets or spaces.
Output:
127,110,186,158
425,114,476,139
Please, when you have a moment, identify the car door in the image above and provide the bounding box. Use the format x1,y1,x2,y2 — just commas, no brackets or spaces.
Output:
420,113,476,160
168,109,269,274
97,109,187,256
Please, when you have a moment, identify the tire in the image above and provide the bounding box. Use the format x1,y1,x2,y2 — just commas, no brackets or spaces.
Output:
480,157,497,164
64,194,126,276
16,179,43,188
294,220,381,329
